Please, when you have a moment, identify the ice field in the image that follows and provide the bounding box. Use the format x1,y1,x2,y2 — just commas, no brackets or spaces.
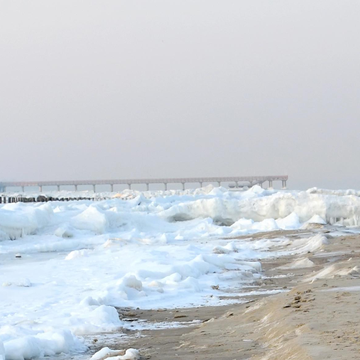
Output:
1,185,360,359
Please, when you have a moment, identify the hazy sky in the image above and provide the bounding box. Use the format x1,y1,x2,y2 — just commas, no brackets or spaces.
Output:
1,1,359,190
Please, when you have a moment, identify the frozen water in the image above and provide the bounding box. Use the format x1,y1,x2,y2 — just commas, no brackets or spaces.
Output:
1,185,360,358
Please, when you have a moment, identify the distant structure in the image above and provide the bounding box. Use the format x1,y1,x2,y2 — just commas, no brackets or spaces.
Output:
0,175,287,193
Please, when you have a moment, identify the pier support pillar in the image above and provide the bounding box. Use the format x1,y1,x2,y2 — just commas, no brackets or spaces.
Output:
268,180,273,189
164,183,167,191
199,182,203,188
21,186,24,192
75,185,78,191
128,184,131,190
217,181,221,187
282,180,287,189
146,183,149,191
182,183,185,191
39,186,43,192
93,185,96,192
57,185,60,191
110,184,114,192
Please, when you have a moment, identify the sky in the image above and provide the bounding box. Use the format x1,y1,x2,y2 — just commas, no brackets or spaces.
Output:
0,0,359,190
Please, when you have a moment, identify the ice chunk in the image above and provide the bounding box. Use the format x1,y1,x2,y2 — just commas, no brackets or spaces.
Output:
17,278,31,287
65,249,92,260
80,296,100,307
54,225,74,238
213,242,238,254
90,347,140,360
276,212,301,230
253,218,279,231
89,306,122,329
71,206,108,234
3,330,84,360
306,214,326,225
90,347,121,360
0,204,52,239
118,275,142,291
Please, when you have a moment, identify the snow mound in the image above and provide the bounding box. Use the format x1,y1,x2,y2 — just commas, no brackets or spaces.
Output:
276,212,301,230
71,206,108,234
0,204,52,240
307,214,327,225
213,242,238,254
65,249,93,260
88,306,122,330
54,225,74,238
3,330,85,360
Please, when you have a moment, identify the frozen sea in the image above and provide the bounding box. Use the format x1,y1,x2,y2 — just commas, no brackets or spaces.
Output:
1,185,360,359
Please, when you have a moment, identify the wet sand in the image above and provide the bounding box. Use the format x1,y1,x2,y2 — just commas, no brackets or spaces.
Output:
89,228,360,359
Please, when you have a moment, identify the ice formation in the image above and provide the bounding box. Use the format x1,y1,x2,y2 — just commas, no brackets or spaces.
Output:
1,185,360,359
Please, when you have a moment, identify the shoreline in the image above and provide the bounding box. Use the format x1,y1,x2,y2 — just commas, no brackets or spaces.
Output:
86,227,360,359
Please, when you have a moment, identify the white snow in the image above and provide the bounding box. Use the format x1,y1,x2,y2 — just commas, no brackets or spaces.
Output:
1,185,360,359
90,347,139,360
306,214,327,225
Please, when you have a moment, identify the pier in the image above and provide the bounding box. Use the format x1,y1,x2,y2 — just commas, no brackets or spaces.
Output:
0,175,287,194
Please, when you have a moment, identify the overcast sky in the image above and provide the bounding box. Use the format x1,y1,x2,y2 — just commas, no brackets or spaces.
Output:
0,1,359,190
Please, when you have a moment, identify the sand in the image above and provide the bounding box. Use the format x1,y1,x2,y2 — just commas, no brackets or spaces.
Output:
89,227,360,359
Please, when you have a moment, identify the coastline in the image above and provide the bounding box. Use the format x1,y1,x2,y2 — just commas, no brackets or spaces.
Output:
88,228,360,359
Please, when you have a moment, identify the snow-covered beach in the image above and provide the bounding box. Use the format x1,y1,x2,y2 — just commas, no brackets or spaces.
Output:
1,185,360,359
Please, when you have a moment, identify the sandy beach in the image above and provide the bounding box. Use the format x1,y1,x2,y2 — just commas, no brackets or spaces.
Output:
88,227,360,359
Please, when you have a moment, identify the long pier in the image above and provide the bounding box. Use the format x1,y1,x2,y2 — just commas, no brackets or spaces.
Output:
0,175,288,193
